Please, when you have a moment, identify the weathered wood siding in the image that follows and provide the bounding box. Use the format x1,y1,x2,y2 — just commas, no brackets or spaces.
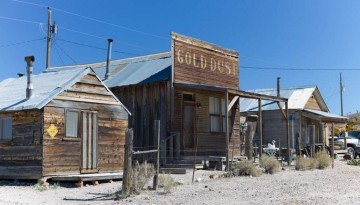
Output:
43,73,128,176
304,96,322,111
0,109,43,179
174,88,239,156
111,82,168,153
172,33,239,89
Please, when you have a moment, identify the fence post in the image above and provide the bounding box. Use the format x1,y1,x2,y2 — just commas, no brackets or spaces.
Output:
122,128,133,196
153,120,160,190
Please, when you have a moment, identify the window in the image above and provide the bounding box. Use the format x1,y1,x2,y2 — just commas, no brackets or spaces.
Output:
209,97,232,133
0,117,12,141
66,111,79,138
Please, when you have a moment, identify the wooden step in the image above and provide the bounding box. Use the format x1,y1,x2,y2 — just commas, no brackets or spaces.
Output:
163,163,203,169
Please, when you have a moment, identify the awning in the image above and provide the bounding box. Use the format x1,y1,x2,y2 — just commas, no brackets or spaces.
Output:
303,109,347,123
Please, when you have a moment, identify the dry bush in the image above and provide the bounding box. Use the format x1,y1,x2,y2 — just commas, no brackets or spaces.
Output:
159,174,177,193
347,159,360,166
314,151,331,169
295,157,314,170
131,162,155,194
259,156,280,174
231,160,262,177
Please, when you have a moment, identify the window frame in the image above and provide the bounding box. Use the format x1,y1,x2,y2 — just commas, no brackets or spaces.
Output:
64,109,80,140
0,117,12,142
209,96,233,133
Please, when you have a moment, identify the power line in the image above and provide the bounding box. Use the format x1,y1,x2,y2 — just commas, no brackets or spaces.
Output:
241,66,360,71
10,0,169,41
0,37,45,47
53,42,77,64
58,26,160,52
0,16,43,24
56,38,140,56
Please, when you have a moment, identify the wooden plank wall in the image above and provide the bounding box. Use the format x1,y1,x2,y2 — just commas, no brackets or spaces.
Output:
43,73,128,176
0,109,43,179
304,96,322,111
174,88,239,156
111,82,168,157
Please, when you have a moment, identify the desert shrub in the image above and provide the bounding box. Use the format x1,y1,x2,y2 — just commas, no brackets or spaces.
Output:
35,183,47,192
131,163,155,194
295,157,310,170
295,157,317,170
231,160,262,177
347,159,360,166
259,156,280,174
159,174,177,193
314,151,331,169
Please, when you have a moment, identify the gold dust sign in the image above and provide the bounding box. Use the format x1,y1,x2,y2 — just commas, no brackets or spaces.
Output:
176,50,237,76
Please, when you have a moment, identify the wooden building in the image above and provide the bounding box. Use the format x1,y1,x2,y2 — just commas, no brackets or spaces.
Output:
51,33,287,166
240,86,347,150
0,63,129,180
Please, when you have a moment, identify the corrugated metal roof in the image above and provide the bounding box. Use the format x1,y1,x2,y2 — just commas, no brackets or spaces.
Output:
0,68,122,112
240,86,316,112
304,109,347,119
49,52,172,88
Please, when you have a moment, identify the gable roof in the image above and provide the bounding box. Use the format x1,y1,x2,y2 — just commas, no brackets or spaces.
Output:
49,52,172,88
0,67,125,112
240,85,329,112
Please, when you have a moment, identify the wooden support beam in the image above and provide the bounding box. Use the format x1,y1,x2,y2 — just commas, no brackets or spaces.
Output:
122,129,133,196
225,91,230,171
277,102,287,119
332,122,335,168
258,99,263,157
286,102,291,165
228,96,239,112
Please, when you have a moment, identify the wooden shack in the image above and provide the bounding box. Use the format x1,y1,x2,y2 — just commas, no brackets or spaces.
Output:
0,64,129,180
50,32,287,167
240,86,347,150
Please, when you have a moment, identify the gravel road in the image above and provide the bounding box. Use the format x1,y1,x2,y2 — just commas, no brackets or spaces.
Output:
1,159,359,205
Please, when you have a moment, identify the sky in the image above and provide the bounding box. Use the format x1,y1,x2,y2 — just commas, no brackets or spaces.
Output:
0,0,360,116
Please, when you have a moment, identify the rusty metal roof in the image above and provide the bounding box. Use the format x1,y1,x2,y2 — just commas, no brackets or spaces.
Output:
50,52,172,88
0,68,124,112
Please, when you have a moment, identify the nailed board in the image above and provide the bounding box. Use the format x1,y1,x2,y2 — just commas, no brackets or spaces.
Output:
172,32,239,89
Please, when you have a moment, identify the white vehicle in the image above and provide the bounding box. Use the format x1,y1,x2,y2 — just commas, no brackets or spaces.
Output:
335,131,360,159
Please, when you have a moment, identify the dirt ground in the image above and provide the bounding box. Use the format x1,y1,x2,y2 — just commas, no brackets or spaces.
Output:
1,159,360,205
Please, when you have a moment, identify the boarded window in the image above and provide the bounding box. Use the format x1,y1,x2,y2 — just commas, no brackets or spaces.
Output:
0,117,12,141
66,111,79,138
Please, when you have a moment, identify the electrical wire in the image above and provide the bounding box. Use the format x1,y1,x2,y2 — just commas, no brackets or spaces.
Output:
0,16,43,24
0,37,45,47
58,26,160,52
53,41,77,64
10,0,169,40
56,38,140,56
241,66,360,71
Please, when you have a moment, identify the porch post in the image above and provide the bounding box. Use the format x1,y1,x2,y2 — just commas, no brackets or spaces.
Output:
258,99,263,157
225,91,229,171
286,102,291,165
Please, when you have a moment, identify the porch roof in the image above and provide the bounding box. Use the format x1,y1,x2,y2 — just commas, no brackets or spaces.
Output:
303,109,347,123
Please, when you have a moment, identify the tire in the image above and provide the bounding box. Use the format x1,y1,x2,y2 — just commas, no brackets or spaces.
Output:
347,147,356,159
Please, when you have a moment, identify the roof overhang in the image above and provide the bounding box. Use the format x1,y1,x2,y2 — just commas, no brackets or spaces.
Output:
303,109,347,123
174,82,288,102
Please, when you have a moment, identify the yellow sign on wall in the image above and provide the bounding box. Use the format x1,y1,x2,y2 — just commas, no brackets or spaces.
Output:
47,124,58,138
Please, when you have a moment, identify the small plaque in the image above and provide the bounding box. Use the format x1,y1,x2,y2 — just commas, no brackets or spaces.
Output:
47,124,58,138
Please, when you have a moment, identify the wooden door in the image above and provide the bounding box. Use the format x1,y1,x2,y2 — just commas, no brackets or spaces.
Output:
183,103,195,149
81,112,98,172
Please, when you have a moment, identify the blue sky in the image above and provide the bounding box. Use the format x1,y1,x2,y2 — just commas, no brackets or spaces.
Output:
0,0,359,116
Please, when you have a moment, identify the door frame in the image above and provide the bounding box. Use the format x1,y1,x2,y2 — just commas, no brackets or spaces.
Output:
80,111,98,174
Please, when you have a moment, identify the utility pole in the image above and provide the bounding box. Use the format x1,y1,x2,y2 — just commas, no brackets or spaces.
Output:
46,7,52,69
46,8,57,69
340,73,344,116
